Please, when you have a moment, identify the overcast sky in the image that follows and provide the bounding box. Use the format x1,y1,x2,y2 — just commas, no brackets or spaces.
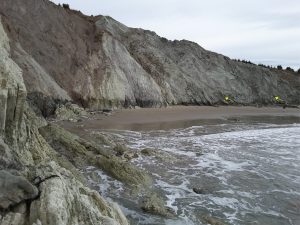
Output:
50,0,300,69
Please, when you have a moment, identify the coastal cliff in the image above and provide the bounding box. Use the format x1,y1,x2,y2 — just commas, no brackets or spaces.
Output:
1,1,300,224
0,0,299,114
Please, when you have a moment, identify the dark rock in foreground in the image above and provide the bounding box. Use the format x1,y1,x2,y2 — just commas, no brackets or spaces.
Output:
0,171,38,210
193,187,208,195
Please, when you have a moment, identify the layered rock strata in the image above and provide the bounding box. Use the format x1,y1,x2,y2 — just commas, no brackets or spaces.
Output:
0,0,299,113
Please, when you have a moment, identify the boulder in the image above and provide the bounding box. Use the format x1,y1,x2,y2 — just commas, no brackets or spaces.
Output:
192,187,209,195
113,144,128,156
0,170,38,209
96,155,152,187
54,103,87,121
113,144,139,160
141,193,176,218
141,148,177,162
202,215,227,225
90,131,115,146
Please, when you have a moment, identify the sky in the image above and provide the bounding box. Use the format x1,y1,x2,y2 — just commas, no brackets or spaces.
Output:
50,0,300,69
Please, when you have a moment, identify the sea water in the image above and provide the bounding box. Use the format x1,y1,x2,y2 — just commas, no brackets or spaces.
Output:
85,118,300,225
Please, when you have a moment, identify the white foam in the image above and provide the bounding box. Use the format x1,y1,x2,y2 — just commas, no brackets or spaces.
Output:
155,179,192,214
196,152,251,172
200,126,300,144
210,196,239,208
85,168,124,198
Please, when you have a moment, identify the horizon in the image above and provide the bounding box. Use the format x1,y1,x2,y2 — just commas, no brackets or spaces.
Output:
50,0,300,70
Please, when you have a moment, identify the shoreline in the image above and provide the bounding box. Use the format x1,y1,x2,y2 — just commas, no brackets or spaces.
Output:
58,105,300,131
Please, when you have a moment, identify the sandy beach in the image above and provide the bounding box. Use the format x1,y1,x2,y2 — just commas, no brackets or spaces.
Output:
58,106,300,131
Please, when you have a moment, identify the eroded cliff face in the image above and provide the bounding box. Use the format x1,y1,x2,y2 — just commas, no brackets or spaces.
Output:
0,0,299,112
0,17,129,225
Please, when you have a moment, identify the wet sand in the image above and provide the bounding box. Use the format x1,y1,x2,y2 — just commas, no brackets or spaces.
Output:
57,106,300,131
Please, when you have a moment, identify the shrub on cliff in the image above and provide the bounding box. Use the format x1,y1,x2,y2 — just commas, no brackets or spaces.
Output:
62,3,70,9
286,67,295,73
277,65,283,70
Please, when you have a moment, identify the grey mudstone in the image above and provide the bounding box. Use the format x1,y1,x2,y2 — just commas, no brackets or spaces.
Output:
0,170,38,209
1,0,299,110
